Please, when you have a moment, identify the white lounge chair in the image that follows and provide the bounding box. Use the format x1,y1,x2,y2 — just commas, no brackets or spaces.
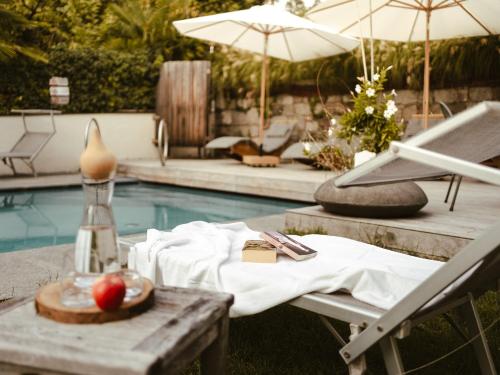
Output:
280,141,327,165
205,121,295,159
291,102,500,374
0,109,59,176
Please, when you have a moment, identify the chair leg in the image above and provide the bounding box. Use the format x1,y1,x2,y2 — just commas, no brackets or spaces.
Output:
7,157,17,175
379,336,405,375
444,174,456,203
458,294,497,375
347,324,367,375
319,316,347,346
449,175,462,212
27,161,37,177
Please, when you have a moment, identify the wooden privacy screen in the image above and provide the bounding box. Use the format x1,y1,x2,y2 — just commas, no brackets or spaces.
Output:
156,61,210,148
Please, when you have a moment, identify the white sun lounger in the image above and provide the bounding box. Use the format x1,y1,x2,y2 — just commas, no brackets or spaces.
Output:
0,109,59,176
205,122,295,156
291,102,500,374
280,141,327,164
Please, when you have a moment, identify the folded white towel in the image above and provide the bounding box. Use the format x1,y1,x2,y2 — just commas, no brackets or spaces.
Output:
128,221,442,317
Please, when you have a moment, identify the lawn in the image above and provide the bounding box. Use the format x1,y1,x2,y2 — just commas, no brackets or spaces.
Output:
186,292,499,374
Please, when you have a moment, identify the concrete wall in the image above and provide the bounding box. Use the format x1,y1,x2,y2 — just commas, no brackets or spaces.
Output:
214,86,500,141
0,113,157,176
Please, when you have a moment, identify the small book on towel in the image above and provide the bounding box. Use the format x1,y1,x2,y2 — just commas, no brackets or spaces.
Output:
261,231,317,261
242,240,277,263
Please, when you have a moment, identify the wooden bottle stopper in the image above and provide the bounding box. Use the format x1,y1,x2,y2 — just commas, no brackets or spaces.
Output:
80,128,117,180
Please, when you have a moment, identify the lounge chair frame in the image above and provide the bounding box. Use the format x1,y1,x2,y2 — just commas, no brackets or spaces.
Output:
1,109,59,176
439,101,464,211
294,167,499,374
292,103,500,374
205,122,295,158
335,102,500,188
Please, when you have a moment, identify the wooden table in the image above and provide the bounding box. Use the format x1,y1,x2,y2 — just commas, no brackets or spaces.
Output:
0,286,233,375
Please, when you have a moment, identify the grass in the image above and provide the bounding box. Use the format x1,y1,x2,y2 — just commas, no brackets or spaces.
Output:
185,292,499,374
285,227,328,236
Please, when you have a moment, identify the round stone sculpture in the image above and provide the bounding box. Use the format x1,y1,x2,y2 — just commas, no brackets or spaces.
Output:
314,179,428,218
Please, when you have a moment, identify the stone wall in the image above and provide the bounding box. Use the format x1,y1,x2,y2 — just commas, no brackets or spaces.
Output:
214,86,500,141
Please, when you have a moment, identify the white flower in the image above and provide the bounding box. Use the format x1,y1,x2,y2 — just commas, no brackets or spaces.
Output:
330,118,337,126
385,100,398,116
327,127,334,137
373,73,380,81
355,84,362,94
365,106,374,115
391,89,397,97
366,88,376,97
303,142,311,153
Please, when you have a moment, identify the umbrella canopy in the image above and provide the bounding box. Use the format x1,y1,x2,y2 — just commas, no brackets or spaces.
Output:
173,5,359,145
307,0,500,128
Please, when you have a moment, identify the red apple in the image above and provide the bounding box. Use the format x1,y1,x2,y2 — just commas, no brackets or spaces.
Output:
92,274,126,311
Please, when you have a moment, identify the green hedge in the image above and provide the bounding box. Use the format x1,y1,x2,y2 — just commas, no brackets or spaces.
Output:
1,36,498,115
0,46,159,114
213,36,500,98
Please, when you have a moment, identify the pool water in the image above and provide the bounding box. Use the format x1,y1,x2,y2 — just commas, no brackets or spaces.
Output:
0,183,306,253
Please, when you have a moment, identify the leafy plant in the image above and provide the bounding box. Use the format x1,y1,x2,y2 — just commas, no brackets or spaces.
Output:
308,145,353,171
337,67,403,153
0,0,47,62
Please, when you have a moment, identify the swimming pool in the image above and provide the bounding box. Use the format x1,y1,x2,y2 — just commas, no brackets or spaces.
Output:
0,183,307,252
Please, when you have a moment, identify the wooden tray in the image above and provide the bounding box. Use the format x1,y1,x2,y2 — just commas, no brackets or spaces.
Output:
242,155,280,167
35,278,154,324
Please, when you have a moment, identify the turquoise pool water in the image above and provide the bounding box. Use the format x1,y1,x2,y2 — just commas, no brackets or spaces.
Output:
0,183,307,253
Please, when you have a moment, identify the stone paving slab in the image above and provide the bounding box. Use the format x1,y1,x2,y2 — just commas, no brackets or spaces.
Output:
0,173,137,191
285,180,500,260
0,174,82,191
118,159,336,202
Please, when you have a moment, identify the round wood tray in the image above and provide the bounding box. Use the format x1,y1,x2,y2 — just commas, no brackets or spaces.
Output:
35,278,154,324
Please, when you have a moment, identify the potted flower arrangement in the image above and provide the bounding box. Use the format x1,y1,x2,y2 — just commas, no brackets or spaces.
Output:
301,66,402,171
337,66,403,154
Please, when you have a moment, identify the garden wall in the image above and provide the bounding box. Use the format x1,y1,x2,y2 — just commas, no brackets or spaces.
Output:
214,86,500,141
0,113,157,176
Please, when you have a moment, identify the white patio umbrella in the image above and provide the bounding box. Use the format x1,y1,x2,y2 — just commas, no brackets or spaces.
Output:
173,4,359,147
307,0,500,128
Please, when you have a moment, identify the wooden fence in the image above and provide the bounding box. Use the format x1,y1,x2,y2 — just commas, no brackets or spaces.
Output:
156,61,210,149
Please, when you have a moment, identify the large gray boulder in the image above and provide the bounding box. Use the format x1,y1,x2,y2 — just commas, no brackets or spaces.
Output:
314,179,428,218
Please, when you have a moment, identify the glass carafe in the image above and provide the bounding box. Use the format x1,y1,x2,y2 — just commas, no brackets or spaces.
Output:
74,177,121,274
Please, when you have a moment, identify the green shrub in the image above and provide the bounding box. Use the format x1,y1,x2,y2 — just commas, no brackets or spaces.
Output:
212,36,500,99
0,45,160,114
0,36,498,115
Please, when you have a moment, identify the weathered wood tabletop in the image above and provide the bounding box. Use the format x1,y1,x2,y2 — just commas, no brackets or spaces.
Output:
0,286,233,375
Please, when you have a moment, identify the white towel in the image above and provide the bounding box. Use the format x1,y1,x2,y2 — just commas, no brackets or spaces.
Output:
128,221,443,317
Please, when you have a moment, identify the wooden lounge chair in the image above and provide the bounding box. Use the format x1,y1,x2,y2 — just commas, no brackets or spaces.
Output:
290,102,500,374
0,109,59,176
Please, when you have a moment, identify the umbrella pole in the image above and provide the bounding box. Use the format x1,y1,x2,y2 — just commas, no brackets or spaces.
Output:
423,9,431,129
369,0,374,81
259,33,269,151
